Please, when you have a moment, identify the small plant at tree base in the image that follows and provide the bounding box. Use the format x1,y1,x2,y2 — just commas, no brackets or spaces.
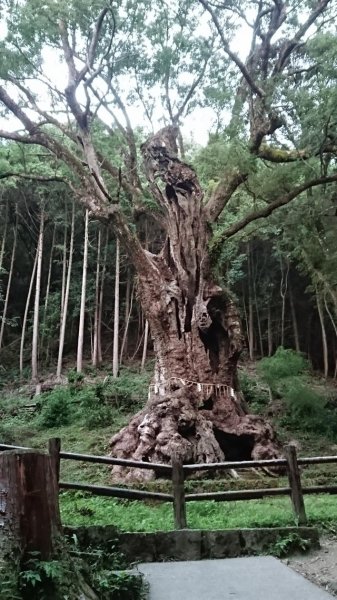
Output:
18,552,74,599
92,570,146,600
269,533,311,558
67,536,147,600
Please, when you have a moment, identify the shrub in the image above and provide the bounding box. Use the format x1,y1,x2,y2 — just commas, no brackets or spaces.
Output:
238,371,269,412
37,388,74,428
258,347,309,392
281,380,337,438
67,369,85,395
101,370,151,410
76,385,114,429
269,533,311,557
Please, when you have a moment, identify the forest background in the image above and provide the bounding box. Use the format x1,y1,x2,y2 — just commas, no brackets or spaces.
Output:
0,0,337,383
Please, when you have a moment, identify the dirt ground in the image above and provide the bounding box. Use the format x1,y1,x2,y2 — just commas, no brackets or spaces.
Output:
286,534,337,596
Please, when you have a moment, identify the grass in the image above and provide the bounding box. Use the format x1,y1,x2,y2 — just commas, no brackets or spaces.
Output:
60,491,337,532
1,360,337,535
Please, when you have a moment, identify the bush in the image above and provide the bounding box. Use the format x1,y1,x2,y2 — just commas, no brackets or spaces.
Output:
67,536,146,600
67,369,85,395
37,388,74,428
238,371,269,411
76,385,115,429
101,370,151,410
258,347,309,392
281,380,337,438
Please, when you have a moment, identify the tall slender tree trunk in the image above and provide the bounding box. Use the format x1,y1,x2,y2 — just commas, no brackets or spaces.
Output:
253,274,264,357
289,278,300,352
20,252,38,375
92,228,101,367
141,319,149,371
76,209,89,373
0,199,8,273
247,243,254,360
316,290,329,377
60,207,68,314
56,202,75,379
112,237,120,378
267,298,273,356
120,267,131,363
41,223,56,358
97,228,109,364
120,279,135,365
31,209,44,383
0,212,17,350
279,257,289,347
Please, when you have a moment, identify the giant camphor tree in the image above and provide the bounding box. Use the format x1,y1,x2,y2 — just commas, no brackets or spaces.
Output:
0,0,336,478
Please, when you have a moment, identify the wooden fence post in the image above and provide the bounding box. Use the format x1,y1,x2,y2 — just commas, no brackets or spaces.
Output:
172,454,187,529
285,444,307,525
48,437,61,486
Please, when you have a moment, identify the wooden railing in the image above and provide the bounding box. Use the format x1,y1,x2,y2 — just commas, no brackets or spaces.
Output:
1,440,337,529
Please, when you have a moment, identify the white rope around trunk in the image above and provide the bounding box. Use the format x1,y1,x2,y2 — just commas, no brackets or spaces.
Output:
148,377,236,400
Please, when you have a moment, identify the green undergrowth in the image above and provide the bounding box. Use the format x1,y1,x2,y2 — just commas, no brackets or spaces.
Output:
1,355,337,537
60,491,337,532
0,365,152,484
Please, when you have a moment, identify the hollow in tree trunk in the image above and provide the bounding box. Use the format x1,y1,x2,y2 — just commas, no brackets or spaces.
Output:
110,127,281,480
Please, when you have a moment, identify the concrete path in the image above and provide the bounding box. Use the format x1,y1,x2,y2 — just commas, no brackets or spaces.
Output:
138,557,335,599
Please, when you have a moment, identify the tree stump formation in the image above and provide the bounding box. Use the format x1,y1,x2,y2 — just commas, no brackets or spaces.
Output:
0,449,97,600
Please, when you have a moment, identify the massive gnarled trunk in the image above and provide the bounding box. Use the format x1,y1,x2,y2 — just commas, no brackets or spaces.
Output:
110,128,280,480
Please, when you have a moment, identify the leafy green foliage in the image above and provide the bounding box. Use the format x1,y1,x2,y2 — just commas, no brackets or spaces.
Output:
92,570,145,600
268,533,311,558
37,388,74,428
258,348,337,438
258,347,309,389
19,552,73,600
77,385,115,430
281,381,337,439
68,536,146,600
238,370,269,413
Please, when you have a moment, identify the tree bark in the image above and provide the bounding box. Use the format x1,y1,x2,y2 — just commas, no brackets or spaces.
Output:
110,127,281,480
76,209,89,373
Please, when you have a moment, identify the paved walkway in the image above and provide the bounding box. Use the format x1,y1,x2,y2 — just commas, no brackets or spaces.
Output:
138,557,335,599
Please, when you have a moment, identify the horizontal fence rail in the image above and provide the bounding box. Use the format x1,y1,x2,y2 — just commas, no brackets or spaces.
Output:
1,441,337,529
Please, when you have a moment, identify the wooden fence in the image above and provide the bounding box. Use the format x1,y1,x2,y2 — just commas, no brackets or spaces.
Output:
1,440,337,529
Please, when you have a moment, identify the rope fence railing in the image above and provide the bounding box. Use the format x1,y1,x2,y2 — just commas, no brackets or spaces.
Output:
1,441,337,529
